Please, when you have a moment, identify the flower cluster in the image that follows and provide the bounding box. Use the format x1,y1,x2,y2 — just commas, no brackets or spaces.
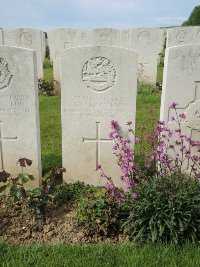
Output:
99,104,200,201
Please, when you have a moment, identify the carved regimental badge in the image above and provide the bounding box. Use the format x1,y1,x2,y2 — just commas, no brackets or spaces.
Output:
20,32,32,46
138,31,151,45
82,57,116,92
0,58,13,90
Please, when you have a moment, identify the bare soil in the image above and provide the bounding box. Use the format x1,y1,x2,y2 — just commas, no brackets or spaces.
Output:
0,196,128,245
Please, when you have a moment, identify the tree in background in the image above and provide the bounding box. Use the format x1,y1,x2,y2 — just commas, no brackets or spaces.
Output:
182,5,200,26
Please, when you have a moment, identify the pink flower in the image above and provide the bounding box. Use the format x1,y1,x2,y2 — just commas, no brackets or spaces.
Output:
96,164,101,170
169,102,178,109
131,192,138,199
135,136,140,143
170,116,176,121
111,120,119,130
179,113,186,120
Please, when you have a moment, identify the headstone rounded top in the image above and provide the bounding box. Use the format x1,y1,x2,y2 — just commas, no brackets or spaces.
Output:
82,56,117,92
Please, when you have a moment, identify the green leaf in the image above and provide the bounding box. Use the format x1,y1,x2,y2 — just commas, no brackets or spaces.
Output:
18,173,30,183
0,170,10,183
29,175,35,181
32,187,43,197
10,185,21,200
0,184,8,193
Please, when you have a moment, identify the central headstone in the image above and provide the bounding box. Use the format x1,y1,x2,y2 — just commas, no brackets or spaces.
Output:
61,46,137,186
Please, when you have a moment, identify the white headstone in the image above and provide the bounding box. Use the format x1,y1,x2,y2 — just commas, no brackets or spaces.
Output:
61,46,137,186
42,32,46,60
0,29,3,45
167,26,200,48
48,28,89,82
160,44,200,172
91,28,120,46
3,28,44,78
122,28,164,83
0,46,41,186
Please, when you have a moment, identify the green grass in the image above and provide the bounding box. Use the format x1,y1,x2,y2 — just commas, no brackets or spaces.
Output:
39,96,61,174
1,243,200,267
43,58,53,82
39,93,161,173
157,66,164,81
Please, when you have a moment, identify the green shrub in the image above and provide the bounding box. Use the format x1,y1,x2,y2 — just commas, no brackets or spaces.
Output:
137,80,158,94
54,181,91,205
123,175,200,244
77,187,130,237
38,78,59,96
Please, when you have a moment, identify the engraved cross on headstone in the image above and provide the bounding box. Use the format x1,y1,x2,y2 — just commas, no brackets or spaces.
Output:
83,122,113,170
138,61,148,75
168,81,200,170
168,81,200,129
0,121,17,170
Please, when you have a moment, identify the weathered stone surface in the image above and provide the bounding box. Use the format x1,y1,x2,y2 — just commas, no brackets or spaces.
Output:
61,46,137,186
90,28,120,46
48,28,89,82
160,44,200,172
3,28,44,78
48,28,120,82
42,32,46,60
166,26,200,48
0,46,41,186
128,28,164,83
0,29,3,45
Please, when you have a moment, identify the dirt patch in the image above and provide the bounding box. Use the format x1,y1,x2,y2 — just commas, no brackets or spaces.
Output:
0,196,128,245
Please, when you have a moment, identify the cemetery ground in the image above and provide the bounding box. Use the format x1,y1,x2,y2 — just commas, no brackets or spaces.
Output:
1,62,200,266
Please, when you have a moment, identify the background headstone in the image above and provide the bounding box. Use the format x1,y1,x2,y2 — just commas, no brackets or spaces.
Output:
0,46,42,187
0,29,3,45
121,28,164,83
160,44,200,172
166,26,200,48
3,28,44,78
61,46,137,186
48,28,89,82
91,28,120,46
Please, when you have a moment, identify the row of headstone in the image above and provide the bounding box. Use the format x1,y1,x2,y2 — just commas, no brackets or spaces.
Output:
48,28,165,84
0,35,199,188
0,28,45,78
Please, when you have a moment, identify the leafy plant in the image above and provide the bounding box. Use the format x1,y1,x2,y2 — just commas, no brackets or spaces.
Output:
97,103,200,244
0,158,66,215
38,78,59,96
77,187,130,237
54,181,90,205
137,80,158,94
123,174,200,244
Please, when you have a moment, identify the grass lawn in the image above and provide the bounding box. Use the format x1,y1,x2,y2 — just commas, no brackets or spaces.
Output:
157,66,163,81
1,243,200,267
